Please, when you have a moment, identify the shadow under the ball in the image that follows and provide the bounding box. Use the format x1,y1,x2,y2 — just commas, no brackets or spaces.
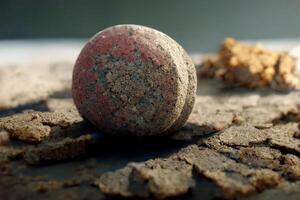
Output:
22,120,214,182
89,127,198,162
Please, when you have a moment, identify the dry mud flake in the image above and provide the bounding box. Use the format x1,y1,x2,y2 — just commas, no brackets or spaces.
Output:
202,124,300,182
217,124,267,146
97,158,194,199
189,99,236,133
203,123,300,153
0,110,82,143
244,182,300,200
175,145,283,199
98,145,284,199
24,134,94,165
262,123,300,155
172,96,240,140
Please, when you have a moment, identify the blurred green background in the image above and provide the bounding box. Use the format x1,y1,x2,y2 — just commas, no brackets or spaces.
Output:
1,0,300,51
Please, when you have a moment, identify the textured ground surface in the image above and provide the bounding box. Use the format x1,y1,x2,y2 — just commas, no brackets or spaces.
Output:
0,42,300,200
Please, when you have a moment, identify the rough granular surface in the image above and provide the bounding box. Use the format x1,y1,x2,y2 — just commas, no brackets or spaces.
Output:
97,159,194,199
0,61,73,110
72,24,196,136
0,110,82,143
1,42,300,200
198,38,300,90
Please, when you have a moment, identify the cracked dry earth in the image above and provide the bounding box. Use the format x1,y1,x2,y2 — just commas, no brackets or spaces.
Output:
0,59,300,200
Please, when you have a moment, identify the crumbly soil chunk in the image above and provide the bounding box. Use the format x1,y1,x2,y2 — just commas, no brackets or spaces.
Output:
24,134,94,165
0,110,82,143
97,159,194,199
262,123,300,154
245,182,300,200
218,125,267,146
202,124,300,156
198,38,300,90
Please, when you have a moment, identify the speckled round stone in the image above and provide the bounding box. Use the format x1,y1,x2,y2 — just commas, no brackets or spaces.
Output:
72,24,196,136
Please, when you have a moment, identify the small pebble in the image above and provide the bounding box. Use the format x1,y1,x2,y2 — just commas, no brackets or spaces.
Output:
72,24,196,135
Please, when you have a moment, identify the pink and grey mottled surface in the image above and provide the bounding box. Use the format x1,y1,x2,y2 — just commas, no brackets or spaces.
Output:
72,25,196,135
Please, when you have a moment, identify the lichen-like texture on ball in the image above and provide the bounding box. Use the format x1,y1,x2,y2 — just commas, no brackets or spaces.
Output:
72,24,196,136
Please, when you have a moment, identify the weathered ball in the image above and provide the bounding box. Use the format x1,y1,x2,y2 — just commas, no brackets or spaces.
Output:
72,24,196,136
